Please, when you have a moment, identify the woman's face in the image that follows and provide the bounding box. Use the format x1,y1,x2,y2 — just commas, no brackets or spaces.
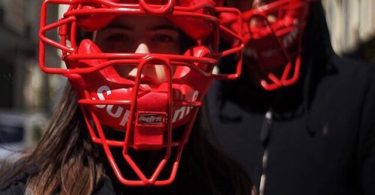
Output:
94,15,181,84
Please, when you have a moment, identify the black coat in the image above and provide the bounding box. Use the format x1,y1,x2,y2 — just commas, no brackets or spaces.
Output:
206,2,375,195
0,129,253,195
0,156,252,195
0,173,174,195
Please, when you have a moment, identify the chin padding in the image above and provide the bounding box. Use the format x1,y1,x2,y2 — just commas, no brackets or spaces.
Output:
133,91,169,150
76,39,122,78
180,46,213,94
76,39,105,66
64,39,109,94
173,46,212,79
131,46,215,150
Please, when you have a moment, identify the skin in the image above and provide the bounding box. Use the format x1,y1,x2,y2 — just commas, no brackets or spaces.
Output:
94,15,181,84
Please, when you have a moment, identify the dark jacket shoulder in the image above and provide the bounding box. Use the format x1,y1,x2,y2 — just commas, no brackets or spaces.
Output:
0,161,40,195
0,181,26,195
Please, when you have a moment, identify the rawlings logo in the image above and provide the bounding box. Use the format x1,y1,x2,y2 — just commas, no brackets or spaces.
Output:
138,114,164,125
94,85,199,127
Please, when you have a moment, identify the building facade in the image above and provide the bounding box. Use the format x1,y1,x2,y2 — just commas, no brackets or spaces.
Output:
322,0,375,56
0,0,59,112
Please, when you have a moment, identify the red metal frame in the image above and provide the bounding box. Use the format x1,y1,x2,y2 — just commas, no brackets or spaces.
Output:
39,0,244,186
243,0,308,90
221,0,310,90
39,0,244,79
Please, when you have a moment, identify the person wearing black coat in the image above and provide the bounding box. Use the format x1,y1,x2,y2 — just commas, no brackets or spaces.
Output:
206,1,375,195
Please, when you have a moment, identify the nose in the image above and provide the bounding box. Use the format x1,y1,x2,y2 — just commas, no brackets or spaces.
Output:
128,43,168,84
252,0,264,8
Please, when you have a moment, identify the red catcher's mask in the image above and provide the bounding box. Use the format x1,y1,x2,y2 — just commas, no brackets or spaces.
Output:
221,0,311,90
39,0,243,186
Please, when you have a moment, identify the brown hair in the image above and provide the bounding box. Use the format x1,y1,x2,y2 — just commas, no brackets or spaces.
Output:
1,84,254,195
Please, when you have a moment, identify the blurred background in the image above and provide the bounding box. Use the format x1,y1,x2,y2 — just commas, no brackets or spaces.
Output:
0,0,374,161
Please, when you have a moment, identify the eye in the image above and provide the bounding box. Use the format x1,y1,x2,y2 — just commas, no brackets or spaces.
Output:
94,29,133,52
152,33,178,44
95,28,131,45
104,32,129,43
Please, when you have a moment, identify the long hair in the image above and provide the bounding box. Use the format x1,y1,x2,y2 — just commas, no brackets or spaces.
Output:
14,85,103,194
0,84,253,194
